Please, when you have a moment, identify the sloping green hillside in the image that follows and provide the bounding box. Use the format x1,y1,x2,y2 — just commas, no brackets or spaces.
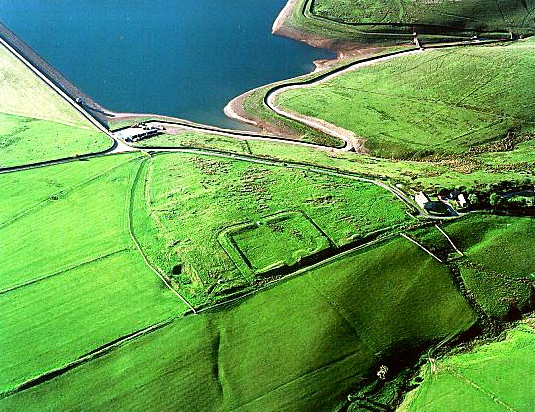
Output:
276,39,535,158
0,42,111,167
313,0,535,33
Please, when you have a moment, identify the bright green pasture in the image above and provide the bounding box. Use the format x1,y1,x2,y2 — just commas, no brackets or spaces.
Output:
0,112,111,168
0,250,183,393
0,154,185,393
0,153,128,225
313,0,535,33
0,236,475,411
0,42,93,129
281,0,534,47
228,212,330,274
399,323,535,412
0,154,141,291
457,215,535,318
137,152,410,302
437,214,535,278
276,40,535,158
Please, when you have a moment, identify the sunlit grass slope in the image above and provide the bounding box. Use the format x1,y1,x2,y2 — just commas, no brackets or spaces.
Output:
0,42,111,166
0,154,185,393
408,214,535,319
0,236,475,411
313,0,535,33
134,152,411,305
281,0,534,46
276,39,535,158
398,322,535,412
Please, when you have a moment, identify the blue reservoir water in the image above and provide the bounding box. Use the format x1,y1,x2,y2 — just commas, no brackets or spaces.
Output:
0,0,334,128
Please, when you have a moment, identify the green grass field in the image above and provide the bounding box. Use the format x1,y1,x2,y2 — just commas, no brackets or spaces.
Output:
461,216,535,279
0,112,111,168
313,0,535,33
398,322,535,412
222,211,331,277
0,153,128,225
134,152,411,304
0,42,111,167
406,214,535,319
0,236,475,411
0,154,141,290
275,39,535,159
0,154,186,394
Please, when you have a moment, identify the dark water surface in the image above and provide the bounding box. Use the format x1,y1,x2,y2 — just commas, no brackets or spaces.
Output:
0,0,334,128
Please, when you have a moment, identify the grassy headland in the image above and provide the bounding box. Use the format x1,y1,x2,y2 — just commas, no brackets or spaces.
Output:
277,0,534,47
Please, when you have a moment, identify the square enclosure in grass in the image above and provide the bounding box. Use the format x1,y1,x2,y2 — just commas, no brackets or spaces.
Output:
220,211,332,278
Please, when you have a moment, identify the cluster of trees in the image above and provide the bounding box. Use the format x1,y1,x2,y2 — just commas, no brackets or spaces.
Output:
441,177,534,211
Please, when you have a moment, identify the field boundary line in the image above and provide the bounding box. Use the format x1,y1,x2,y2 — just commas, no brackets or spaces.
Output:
0,316,178,400
197,233,393,314
400,233,443,263
128,156,197,313
0,155,141,231
0,248,128,296
447,366,518,411
142,156,173,240
434,224,464,256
